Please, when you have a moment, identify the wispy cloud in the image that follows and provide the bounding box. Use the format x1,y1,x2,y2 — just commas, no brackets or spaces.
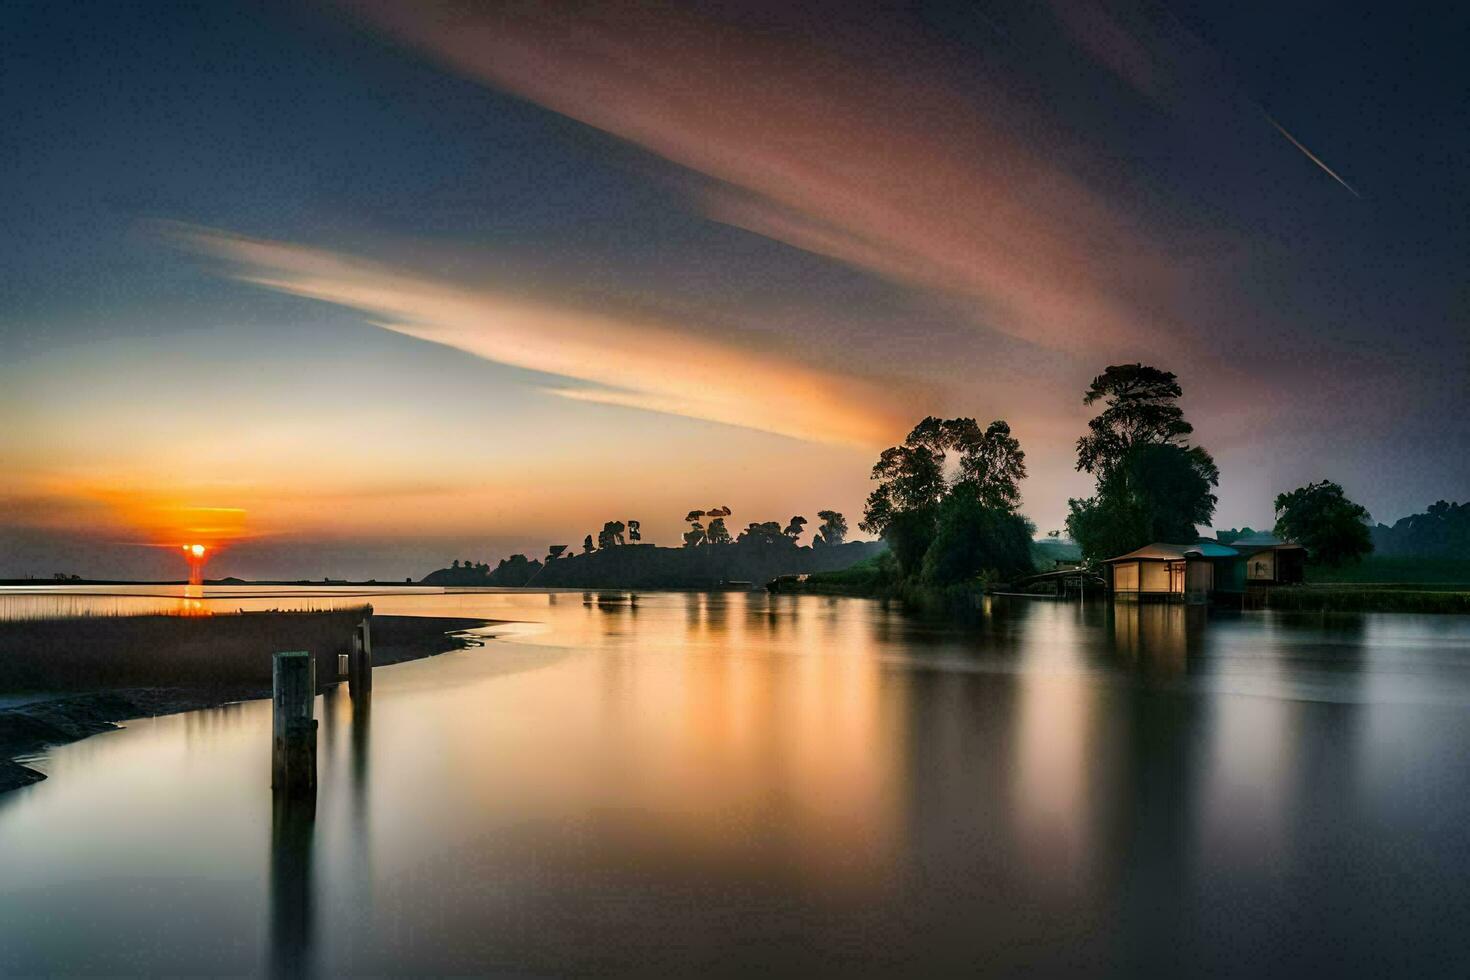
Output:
170,224,912,447
336,0,1192,355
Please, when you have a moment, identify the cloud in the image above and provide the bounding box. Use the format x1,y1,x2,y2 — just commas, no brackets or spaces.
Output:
170,224,912,447
335,0,1192,356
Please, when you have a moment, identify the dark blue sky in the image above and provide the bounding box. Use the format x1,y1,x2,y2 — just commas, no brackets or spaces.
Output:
2,0,1466,579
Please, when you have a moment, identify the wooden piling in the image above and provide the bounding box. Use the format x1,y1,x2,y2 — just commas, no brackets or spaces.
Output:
349,617,373,698
272,651,317,794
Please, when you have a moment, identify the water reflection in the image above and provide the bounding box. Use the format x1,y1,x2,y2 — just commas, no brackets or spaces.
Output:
270,793,316,978
3,591,1470,975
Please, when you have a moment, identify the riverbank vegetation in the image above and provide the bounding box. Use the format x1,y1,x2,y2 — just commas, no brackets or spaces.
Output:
424,505,875,589
0,610,491,792
1258,586,1470,613
427,361,1461,613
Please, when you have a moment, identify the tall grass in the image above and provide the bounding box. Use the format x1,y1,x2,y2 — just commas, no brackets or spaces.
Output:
0,607,370,692
1306,557,1470,586
1263,588,1470,613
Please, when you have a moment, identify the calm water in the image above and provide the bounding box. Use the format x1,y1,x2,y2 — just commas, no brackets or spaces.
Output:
3,587,1470,976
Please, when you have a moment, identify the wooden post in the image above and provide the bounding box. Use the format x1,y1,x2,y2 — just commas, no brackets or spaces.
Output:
349,617,373,698
272,651,317,794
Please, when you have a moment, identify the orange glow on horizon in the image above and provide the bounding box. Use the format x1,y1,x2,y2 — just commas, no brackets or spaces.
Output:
181,542,210,585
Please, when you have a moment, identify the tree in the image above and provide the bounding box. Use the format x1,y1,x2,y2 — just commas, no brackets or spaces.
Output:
861,415,1020,535
813,510,847,547
1372,500,1470,557
1066,365,1218,561
738,521,787,546
1064,488,1149,566
1076,364,1194,476
1274,481,1373,566
783,516,807,541
883,510,939,576
546,545,568,562
582,534,595,554
860,443,945,536
951,419,1027,509
683,510,707,547
627,520,641,543
597,520,627,549
861,415,1033,582
707,517,732,545
921,484,1036,586
451,560,460,569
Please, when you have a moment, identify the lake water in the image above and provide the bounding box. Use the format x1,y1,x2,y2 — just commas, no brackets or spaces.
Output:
3,587,1470,976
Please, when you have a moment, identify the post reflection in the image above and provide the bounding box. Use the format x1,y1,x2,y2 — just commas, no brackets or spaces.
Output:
350,687,371,807
269,792,316,978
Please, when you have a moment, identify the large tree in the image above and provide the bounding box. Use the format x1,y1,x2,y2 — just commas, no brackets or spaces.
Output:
707,517,732,545
813,510,848,547
861,416,1026,535
1075,363,1194,476
1274,481,1373,566
1067,365,1217,561
951,419,1027,510
737,521,787,546
862,416,1032,581
921,483,1035,585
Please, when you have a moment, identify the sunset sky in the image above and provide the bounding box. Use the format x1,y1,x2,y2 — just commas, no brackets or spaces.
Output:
3,1,1467,580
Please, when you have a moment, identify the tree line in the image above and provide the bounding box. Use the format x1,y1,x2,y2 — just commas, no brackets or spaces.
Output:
857,362,1375,590
524,509,849,565
446,362,1380,582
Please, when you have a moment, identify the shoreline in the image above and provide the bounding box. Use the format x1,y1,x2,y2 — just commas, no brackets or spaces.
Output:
0,614,497,794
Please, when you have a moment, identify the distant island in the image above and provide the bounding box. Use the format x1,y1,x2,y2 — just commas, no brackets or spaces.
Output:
423,538,885,590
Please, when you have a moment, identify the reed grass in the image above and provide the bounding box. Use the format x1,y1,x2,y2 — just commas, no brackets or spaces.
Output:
0,606,370,692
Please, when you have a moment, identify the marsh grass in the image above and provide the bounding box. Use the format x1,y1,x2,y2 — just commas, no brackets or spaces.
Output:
1263,587,1470,613
0,607,370,692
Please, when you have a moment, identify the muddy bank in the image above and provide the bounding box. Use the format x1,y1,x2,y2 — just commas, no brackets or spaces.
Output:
0,614,494,793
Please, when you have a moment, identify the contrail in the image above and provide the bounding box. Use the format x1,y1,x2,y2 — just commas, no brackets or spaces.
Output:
1265,114,1362,198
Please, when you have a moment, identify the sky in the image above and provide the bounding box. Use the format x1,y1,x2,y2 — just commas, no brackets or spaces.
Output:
2,0,1467,580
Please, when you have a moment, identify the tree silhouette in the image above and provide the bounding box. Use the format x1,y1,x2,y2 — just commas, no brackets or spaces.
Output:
546,544,568,561
861,416,1024,534
1066,365,1218,561
783,516,808,541
1274,481,1373,566
582,534,595,554
814,510,847,546
597,520,627,549
1075,364,1194,477
738,521,787,546
627,520,641,542
707,517,732,544
861,415,1033,580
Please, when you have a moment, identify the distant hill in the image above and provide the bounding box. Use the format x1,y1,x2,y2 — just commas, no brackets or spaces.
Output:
422,540,885,589
1031,537,1081,566
1372,501,1470,558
